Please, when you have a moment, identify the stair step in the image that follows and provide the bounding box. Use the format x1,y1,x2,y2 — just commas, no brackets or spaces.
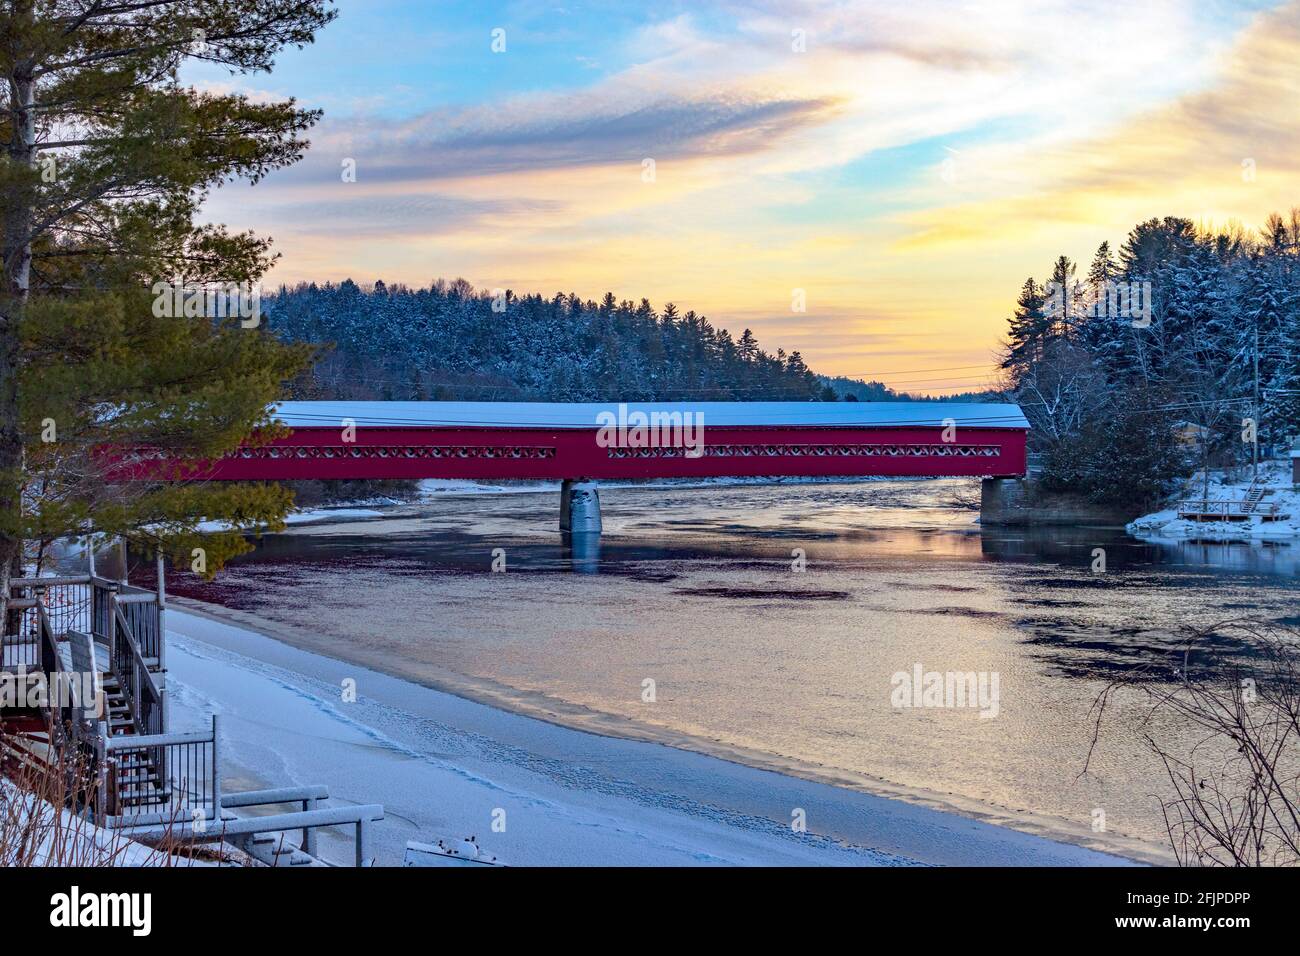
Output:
115,765,157,776
116,770,161,783
119,788,171,804
114,767,155,778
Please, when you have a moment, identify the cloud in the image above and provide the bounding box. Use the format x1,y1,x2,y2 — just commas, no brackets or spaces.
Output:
261,193,563,238
199,0,1282,383
293,90,843,185
896,1,1300,249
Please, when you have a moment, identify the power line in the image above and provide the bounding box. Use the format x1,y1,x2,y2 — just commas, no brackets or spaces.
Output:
874,375,998,386
844,363,994,378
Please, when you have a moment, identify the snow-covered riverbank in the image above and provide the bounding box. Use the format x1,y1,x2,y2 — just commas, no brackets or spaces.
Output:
1128,461,1299,541
163,603,1150,867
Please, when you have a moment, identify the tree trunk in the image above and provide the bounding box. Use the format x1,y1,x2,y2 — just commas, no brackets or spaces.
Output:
0,56,37,620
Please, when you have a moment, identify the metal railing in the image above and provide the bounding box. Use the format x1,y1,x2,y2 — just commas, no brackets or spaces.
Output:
4,577,93,670
2,596,40,670
16,578,92,639
101,717,219,826
4,562,192,831
122,796,384,867
35,605,98,747
1177,499,1287,519
23,605,104,811
117,587,162,662
7,571,163,667
110,600,164,739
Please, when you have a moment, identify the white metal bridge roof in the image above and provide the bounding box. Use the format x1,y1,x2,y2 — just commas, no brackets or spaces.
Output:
270,401,1029,430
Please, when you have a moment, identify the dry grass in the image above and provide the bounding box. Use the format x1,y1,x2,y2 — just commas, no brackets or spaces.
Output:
1086,619,1300,866
0,719,180,866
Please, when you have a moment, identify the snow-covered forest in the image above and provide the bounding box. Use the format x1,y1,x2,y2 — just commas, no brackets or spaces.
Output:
1003,211,1300,506
267,280,837,403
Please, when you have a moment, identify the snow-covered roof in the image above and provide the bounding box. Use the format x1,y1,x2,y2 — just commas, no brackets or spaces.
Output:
270,401,1029,430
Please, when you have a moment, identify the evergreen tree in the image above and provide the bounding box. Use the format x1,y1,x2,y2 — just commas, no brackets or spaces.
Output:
736,328,758,362
1078,241,1119,350
1,0,334,595
1008,209,1300,503
1046,255,1078,340
1002,278,1049,380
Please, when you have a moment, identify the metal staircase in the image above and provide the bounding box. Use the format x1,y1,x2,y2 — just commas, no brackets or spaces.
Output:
1242,477,1269,513
3,557,385,866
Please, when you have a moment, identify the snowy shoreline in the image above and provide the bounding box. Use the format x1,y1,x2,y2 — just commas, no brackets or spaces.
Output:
192,475,927,532
164,598,1161,866
1127,461,1299,542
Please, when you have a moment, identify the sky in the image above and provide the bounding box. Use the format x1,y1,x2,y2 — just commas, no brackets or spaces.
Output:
193,0,1299,394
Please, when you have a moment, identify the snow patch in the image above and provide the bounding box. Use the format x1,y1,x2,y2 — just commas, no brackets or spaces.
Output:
1128,461,1300,541
195,507,384,533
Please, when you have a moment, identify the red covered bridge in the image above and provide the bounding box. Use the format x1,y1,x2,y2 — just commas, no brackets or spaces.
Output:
201,401,1029,483
181,401,1029,533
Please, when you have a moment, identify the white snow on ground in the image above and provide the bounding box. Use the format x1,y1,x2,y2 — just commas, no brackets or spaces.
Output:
1128,461,1300,540
195,507,383,532
163,607,1140,867
284,508,384,525
185,477,919,528
0,780,162,867
415,474,914,499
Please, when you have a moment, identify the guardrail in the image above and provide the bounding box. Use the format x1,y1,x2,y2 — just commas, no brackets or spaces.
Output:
123,804,385,867
5,577,93,670
7,573,162,670
110,599,163,739
100,718,218,825
221,786,329,857
1177,499,1288,519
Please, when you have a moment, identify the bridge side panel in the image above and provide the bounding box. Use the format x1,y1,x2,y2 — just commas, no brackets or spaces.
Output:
197,426,1027,481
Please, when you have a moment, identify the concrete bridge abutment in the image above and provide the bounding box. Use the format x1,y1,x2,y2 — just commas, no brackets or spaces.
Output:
979,477,1030,526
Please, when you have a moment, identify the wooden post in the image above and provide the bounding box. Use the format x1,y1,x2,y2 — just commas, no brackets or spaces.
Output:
95,722,109,827
105,584,117,671
303,799,317,858
355,820,369,867
118,538,128,586
156,553,167,732
210,714,221,826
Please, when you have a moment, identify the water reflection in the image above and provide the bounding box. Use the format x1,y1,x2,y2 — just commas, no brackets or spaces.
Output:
126,479,1299,848
562,531,602,572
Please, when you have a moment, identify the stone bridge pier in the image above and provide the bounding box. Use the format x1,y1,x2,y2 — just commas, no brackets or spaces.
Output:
559,479,602,535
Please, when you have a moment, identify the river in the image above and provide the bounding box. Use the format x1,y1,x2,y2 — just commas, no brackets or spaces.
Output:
154,478,1300,854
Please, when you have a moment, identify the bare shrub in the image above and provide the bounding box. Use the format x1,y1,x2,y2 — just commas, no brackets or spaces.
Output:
0,720,176,866
1086,619,1300,866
